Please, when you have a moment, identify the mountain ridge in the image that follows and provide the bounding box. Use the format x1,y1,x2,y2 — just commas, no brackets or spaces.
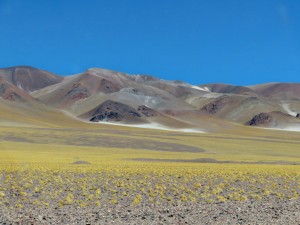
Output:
1,65,300,132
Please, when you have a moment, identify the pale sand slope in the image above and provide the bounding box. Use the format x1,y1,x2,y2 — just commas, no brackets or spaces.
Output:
96,121,206,133
260,126,300,132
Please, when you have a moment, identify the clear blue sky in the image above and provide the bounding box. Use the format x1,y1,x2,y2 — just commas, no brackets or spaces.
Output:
0,0,299,85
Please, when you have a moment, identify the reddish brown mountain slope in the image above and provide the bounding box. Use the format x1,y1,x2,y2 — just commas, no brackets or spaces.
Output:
248,83,300,99
0,78,35,102
0,66,62,92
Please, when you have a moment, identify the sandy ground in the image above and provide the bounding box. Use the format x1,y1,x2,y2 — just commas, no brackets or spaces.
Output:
261,126,300,132
0,198,299,224
283,126,300,132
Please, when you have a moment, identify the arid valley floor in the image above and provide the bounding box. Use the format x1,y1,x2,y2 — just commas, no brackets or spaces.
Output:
0,123,300,224
0,66,300,224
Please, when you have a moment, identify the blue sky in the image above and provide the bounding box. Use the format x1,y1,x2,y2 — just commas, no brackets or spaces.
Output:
0,0,299,85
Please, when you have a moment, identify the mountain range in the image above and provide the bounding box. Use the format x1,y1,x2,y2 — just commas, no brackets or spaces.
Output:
1,66,300,133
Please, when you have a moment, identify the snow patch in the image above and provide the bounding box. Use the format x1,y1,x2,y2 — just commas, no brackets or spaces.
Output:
191,86,210,92
281,104,297,116
202,93,224,98
96,121,206,133
17,83,23,90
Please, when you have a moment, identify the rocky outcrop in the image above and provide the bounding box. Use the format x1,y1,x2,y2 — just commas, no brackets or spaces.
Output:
137,105,158,117
89,102,159,122
89,100,141,122
201,96,230,114
247,113,273,126
90,111,124,122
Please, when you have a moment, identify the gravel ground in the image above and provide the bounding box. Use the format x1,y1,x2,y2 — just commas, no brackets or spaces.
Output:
1,198,299,224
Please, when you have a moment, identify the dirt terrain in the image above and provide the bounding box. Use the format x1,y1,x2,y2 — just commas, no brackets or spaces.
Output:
1,198,299,224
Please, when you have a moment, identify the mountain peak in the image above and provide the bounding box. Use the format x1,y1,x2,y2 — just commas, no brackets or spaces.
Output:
0,66,63,92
